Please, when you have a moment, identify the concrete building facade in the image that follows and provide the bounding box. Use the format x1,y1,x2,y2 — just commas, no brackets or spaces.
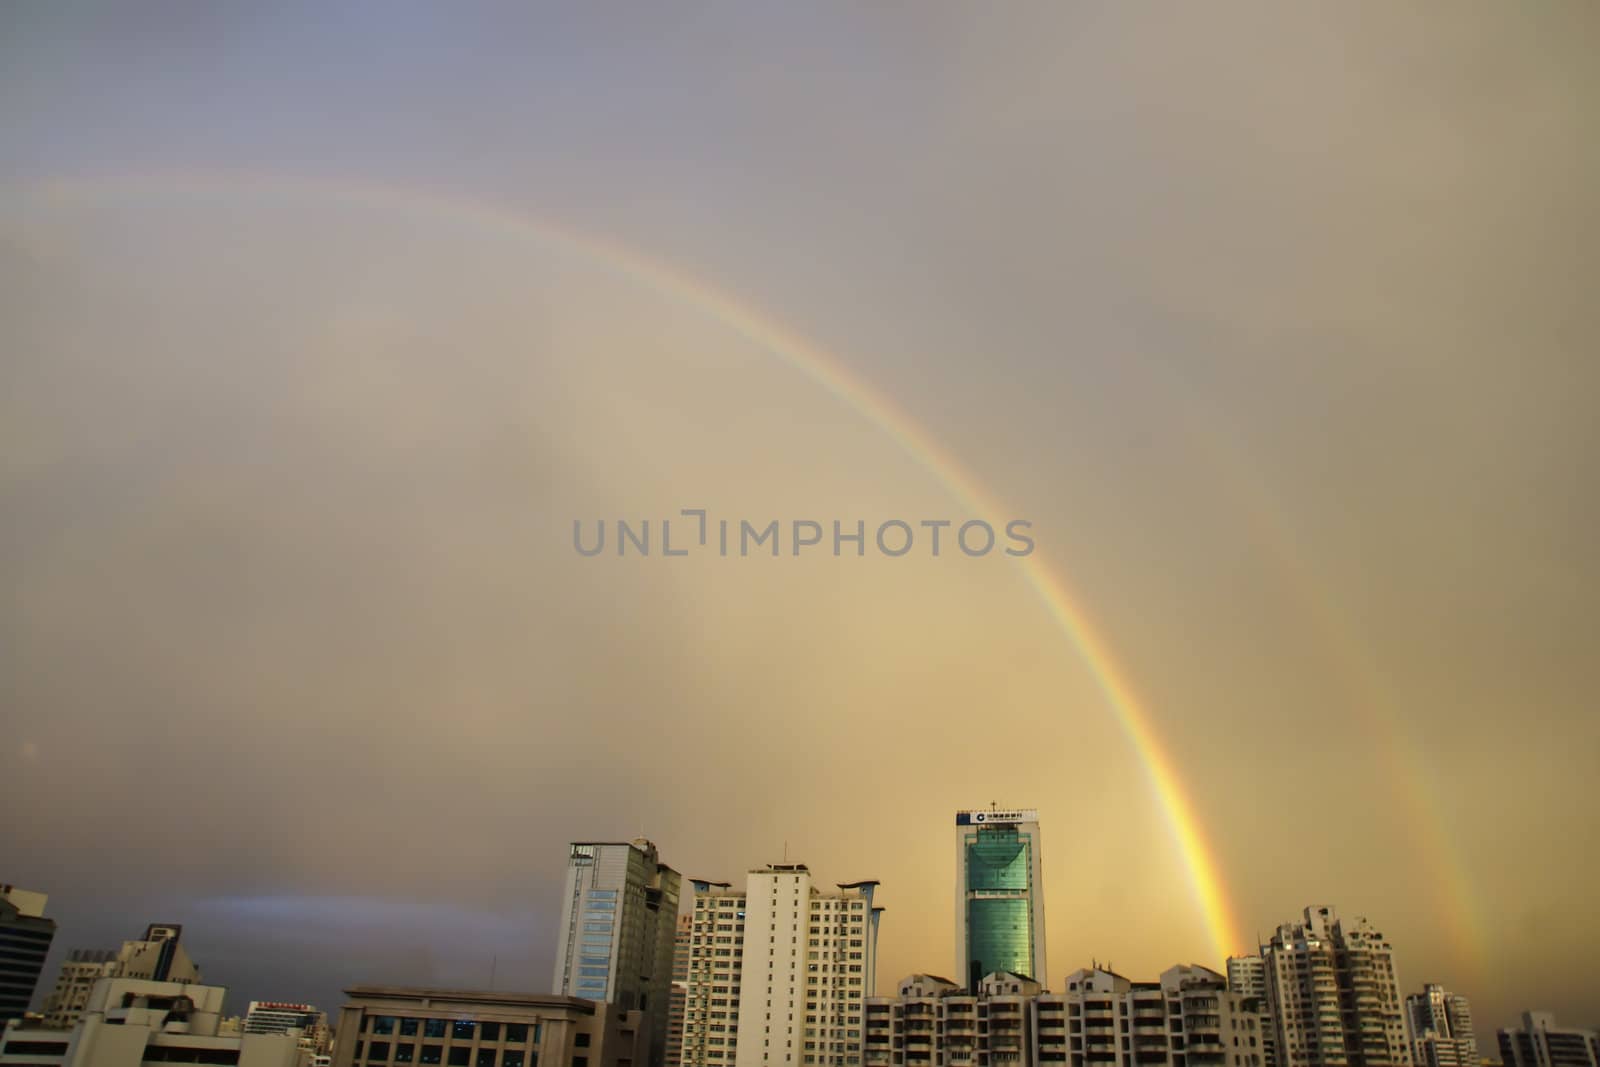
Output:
553,842,682,1067
0,977,308,1067
954,812,1046,993
0,886,57,1027
1497,1014,1600,1067
43,928,201,1032
1261,907,1409,1067
41,954,118,1031
331,987,646,1067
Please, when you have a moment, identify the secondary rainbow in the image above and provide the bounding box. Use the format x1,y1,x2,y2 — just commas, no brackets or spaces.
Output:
34,170,1248,961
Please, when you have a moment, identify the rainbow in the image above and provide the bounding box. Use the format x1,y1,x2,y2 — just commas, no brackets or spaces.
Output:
30,171,1253,959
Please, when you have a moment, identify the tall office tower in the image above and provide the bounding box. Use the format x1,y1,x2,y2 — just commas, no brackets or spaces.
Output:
1261,907,1410,1067
667,913,693,1067
0,885,57,1025
680,864,883,1067
1405,986,1477,1067
41,925,200,1030
954,809,1047,992
1498,1014,1600,1067
553,840,683,1067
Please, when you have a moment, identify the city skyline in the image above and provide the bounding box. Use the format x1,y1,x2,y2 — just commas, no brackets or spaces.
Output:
2,1,1596,1049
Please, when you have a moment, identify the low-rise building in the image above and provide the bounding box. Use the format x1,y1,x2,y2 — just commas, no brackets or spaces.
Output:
0,977,310,1067
864,965,1267,1067
41,927,201,1032
331,987,646,1067
1497,1013,1599,1067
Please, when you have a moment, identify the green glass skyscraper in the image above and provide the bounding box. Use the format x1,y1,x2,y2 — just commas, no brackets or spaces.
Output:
954,808,1047,992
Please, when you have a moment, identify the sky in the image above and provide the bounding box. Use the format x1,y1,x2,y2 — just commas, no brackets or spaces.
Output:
2,1,1597,1038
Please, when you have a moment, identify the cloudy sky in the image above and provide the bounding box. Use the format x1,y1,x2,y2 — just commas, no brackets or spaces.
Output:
2,2,1596,1035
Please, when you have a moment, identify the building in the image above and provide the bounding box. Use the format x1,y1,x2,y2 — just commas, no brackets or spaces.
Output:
330,986,646,1067
1404,987,1476,1067
40,926,201,1031
41,953,118,1030
110,927,199,985
1497,1014,1599,1067
553,841,682,1067
679,864,883,1067
863,971,1038,1067
863,963,1267,1067
244,1003,331,1056
1225,959,1274,1067
666,915,692,1067
0,886,57,1027
1260,907,1409,1067
954,810,1047,992
0,976,309,1067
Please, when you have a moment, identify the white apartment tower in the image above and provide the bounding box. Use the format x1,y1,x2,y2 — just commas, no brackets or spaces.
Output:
553,840,683,1067
1261,907,1410,1067
680,864,883,1067
1405,986,1477,1067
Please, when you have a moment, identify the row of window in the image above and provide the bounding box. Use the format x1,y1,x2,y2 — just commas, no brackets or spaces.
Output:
355,1043,531,1067
362,1019,539,1043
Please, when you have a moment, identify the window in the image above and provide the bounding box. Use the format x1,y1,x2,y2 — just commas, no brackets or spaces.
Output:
481,1023,501,1042
402,1021,420,1037
454,1022,477,1041
374,1018,398,1036
397,1047,415,1063
505,1025,530,1044
369,1043,392,1061
504,1055,525,1067
425,1020,449,1039
478,1051,498,1067
575,1035,591,1048
421,1048,443,1065
450,1048,471,1066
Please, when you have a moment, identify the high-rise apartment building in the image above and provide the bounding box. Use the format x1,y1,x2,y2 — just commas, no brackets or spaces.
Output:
1226,958,1266,1002
40,923,201,1030
679,864,883,1067
0,885,57,1026
863,963,1267,1067
553,840,683,1067
954,809,1047,992
1260,907,1409,1067
667,914,693,1067
1404,986,1477,1067
1497,1013,1600,1067
1226,958,1275,1067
